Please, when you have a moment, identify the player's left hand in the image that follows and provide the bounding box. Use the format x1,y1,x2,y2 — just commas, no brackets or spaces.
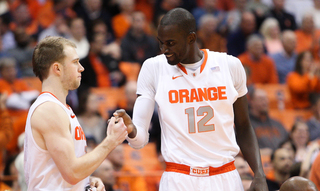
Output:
89,176,105,191
248,176,268,191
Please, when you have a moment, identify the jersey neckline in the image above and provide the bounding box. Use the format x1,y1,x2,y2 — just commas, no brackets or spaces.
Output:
177,49,208,75
40,91,71,110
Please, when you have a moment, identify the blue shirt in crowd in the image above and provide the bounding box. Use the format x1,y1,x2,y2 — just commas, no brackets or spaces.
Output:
270,51,297,84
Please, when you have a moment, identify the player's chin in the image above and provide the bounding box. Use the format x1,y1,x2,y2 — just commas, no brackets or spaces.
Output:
71,82,81,90
167,59,179,66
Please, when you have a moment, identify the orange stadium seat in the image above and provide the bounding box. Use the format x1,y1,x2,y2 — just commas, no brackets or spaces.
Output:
255,83,292,110
122,143,164,191
119,62,141,82
90,87,126,119
269,109,313,131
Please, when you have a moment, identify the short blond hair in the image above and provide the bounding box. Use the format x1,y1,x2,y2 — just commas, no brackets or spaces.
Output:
32,36,76,81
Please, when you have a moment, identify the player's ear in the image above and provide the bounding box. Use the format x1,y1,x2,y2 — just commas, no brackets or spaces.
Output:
52,62,62,75
188,32,196,44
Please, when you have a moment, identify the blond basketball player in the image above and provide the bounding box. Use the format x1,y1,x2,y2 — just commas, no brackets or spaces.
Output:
24,36,128,191
115,8,268,191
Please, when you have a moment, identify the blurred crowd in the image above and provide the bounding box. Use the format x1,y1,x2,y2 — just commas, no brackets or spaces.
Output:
2,0,320,190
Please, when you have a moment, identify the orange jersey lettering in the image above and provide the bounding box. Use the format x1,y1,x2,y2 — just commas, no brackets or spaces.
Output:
168,86,227,103
75,126,86,141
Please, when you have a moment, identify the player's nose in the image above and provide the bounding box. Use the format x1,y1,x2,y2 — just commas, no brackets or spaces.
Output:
160,45,169,54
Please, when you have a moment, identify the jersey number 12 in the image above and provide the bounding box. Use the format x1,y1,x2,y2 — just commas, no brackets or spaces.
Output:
185,106,215,133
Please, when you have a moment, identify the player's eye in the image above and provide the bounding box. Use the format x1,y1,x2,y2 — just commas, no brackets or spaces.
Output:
168,41,175,46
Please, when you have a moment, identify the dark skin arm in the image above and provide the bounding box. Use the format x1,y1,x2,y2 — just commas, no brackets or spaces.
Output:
233,95,268,191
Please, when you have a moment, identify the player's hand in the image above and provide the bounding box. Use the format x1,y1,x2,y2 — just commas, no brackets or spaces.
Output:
89,176,105,191
248,175,268,191
113,109,135,134
106,117,128,146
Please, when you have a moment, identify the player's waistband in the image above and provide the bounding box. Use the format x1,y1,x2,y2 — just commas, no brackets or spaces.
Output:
165,161,235,177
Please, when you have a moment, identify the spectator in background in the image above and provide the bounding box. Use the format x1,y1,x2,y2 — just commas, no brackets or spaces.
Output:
269,0,296,31
134,0,155,23
153,0,181,27
295,14,320,58
0,93,13,175
35,0,77,30
76,89,107,144
91,19,121,61
266,148,294,191
121,11,159,65
216,0,235,11
270,30,297,84
79,33,126,91
278,139,297,161
192,0,227,34
9,2,41,41
3,154,19,190
235,155,253,179
197,14,227,52
92,159,117,191
68,17,89,59
246,0,270,30
310,151,320,190
289,121,311,162
73,0,114,40
248,88,288,154
0,14,16,51
238,34,279,84
227,11,256,57
38,14,70,42
112,0,135,40
7,28,34,77
286,51,320,109
300,141,319,178
308,0,320,29
234,155,253,191
0,57,38,111
107,144,148,191
284,0,314,27
260,18,283,54
307,95,320,141
227,0,247,33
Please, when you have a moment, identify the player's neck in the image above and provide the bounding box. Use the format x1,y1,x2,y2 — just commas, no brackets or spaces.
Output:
41,78,68,105
183,48,203,64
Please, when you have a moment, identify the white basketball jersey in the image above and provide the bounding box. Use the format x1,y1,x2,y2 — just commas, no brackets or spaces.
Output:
137,49,247,167
24,92,89,190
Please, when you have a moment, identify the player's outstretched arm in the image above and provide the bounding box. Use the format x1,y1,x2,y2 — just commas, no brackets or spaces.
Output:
233,95,268,191
31,102,128,185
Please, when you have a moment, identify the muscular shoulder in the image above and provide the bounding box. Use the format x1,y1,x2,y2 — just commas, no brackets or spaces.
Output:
31,102,69,134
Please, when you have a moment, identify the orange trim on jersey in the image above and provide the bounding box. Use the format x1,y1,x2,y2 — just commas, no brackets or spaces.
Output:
177,63,188,74
165,161,235,176
177,49,208,75
40,91,70,110
200,49,208,73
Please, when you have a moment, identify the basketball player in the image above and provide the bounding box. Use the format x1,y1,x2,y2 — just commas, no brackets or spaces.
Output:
115,8,268,191
24,36,128,190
